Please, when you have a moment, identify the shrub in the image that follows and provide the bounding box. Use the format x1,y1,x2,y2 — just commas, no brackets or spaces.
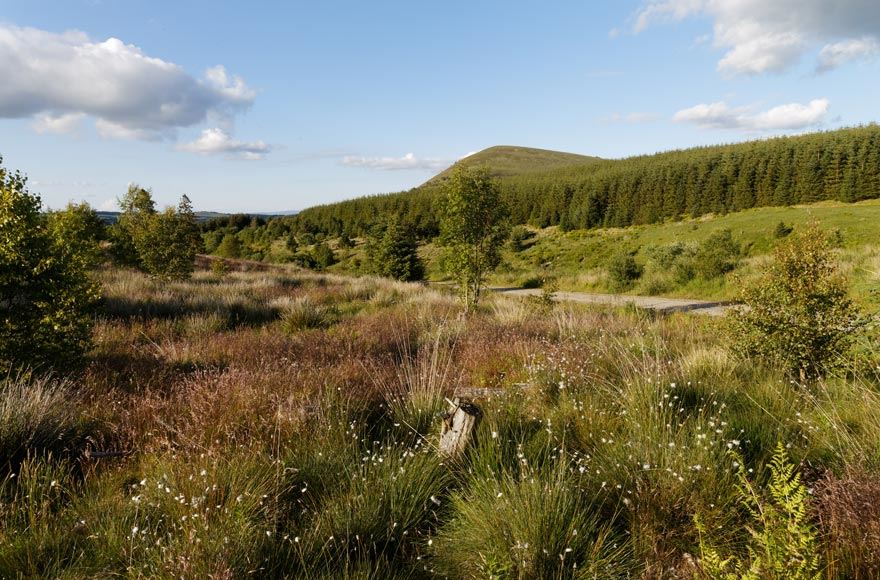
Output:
215,233,242,258
520,276,543,289
607,249,643,289
46,202,106,266
115,187,201,280
692,229,740,280
774,221,793,239
508,225,533,252
728,223,865,380
135,196,201,280
1,161,100,373
312,242,336,270
644,241,691,270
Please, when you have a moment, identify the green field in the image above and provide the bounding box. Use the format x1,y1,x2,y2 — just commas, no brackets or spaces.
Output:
320,198,880,310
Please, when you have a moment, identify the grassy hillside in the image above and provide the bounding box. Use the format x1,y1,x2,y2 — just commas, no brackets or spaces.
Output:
426,145,601,184
324,198,880,310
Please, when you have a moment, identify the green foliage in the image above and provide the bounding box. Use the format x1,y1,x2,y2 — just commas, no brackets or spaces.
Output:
508,225,534,252
607,249,643,289
312,242,336,270
338,232,355,249
0,159,99,373
116,188,201,281
46,202,106,265
365,218,424,282
255,125,880,241
728,223,865,379
774,221,793,238
215,233,242,259
210,258,229,278
691,229,740,280
439,165,510,309
138,197,201,280
697,443,820,580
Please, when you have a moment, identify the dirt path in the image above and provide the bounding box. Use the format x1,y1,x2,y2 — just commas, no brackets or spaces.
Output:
493,287,734,316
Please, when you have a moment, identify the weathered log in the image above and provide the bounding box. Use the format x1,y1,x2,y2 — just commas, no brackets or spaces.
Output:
439,397,482,458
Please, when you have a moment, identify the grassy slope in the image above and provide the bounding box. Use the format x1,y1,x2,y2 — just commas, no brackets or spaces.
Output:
329,199,880,309
493,199,880,301
425,145,601,184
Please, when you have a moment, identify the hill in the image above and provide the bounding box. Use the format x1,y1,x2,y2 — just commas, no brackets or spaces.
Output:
272,125,880,240
425,145,601,185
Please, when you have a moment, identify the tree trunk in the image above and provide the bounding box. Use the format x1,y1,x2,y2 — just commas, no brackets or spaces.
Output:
439,398,482,458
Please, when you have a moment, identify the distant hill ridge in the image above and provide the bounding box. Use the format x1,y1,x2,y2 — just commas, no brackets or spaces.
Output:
425,145,602,185
282,125,880,237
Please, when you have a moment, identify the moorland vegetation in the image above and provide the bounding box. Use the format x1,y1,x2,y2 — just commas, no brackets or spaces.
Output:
2,144,880,578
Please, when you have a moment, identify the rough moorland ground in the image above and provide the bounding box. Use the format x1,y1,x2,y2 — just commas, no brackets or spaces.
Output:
2,267,880,578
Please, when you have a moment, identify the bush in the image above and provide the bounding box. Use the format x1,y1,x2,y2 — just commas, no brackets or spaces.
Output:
46,202,106,265
1,160,100,373
508,225,533,252
774,221,793,238
115,186,201,280
215,233,242,258
607,249,643,289
644,241,691,270
312,242,336,270
728,223,864,380
692,229,740,280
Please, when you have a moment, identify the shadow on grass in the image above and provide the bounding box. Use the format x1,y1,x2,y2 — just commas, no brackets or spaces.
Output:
100,296,281,328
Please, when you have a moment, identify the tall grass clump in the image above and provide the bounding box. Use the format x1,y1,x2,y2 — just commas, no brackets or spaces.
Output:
279,297,338,332
432,459,632,578
288,445,451,575
0,375,90,470
374,326,459,436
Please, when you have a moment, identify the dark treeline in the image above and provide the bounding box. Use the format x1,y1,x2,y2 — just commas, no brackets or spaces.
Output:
211,125,880,245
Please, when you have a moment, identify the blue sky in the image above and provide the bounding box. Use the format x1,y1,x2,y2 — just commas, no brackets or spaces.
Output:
1,0,878,212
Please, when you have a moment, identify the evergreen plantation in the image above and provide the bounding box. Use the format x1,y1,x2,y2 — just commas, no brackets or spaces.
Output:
260,125,880,240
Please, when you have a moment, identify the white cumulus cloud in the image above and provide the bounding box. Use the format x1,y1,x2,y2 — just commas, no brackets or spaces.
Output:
0,24,257,141
817,36,880,72
178,128,271,160
341,153,453,171
673,98,830,131
631,0,880,74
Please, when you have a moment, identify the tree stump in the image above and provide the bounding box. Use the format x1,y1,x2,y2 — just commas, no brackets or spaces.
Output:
439,397,482,458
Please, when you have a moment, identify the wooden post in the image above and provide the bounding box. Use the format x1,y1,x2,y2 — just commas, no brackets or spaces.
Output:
439,397,482,458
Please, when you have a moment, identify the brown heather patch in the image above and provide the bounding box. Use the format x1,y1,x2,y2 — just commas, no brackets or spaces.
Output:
815,469,880,578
